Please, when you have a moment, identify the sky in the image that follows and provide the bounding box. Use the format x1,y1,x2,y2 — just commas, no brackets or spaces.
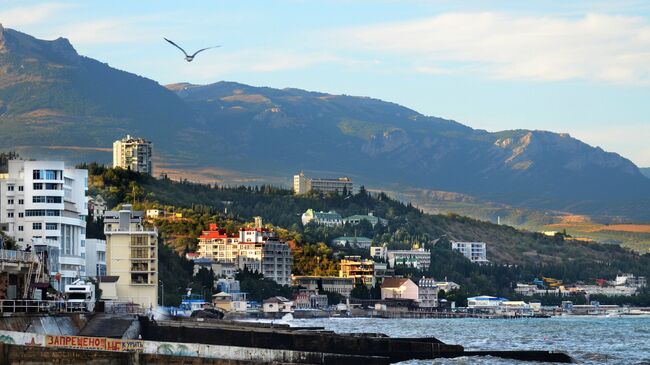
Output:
1,0,649,166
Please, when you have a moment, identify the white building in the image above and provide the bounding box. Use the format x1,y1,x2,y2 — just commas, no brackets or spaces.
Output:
88,194,107,221
370,246,387,260
293,172,353,195
331,236,372,249
196,220,293,285
85,238,106,277
451,241,488,263
0,160,88,290
113,135,153,175
381,278,419,301
387,249,431,270
301,209,343,227
417,277,439,309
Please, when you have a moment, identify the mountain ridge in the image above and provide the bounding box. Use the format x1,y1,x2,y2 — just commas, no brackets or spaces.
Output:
1,26,649,221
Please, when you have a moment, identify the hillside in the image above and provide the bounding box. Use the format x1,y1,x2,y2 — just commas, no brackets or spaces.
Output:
2,25,650,221
85,165,650,304
0,24,193,162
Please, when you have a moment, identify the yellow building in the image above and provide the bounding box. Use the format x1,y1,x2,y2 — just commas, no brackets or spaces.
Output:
339,256,375,287
104,204,158,309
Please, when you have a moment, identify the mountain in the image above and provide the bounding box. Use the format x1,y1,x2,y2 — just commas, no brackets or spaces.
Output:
1,26,649,221
170,81,650,221
641,168,650,179
0,24,193,161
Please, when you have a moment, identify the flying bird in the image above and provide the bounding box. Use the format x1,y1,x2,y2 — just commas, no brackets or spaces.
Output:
164,38,220,62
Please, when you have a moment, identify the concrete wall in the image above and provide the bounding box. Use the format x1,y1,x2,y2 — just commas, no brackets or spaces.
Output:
0,342,261,364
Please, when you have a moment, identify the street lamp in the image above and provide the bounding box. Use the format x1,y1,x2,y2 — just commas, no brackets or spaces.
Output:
159,280,164,307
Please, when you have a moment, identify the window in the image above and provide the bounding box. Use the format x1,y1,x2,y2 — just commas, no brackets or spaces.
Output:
7,185,14,191
18,226,23,231
18,186,23,191
33,183,43,190
18,213,23,218
33,223,42,230
33,170,41,180
18,199,23,205
7,212,13,218
45,183,58,190
33,196,46,203
7,199,13,205
46,223,58,230
25,210,60,217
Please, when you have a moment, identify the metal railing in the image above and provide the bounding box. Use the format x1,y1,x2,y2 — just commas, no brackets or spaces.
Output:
0,249,38,263
0,300,94,313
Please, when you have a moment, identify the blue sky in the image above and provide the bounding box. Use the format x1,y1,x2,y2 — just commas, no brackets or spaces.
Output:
2,0,650,166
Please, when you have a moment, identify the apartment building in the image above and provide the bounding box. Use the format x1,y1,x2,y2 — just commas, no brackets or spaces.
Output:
387,248,431,270
451,241,488,263
104,205,158,309
339,256,375,287
293,172,353,195
0,160,88,290
417,277,438,309
113,135,153,175
196,219,292,285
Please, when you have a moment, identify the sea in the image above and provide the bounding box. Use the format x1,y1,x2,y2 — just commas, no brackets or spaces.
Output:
291,316,650,364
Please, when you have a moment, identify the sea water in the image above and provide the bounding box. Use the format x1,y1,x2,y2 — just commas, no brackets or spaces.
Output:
292,316,650,364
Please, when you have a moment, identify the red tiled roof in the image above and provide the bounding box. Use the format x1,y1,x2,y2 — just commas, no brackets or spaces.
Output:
381,278,409,289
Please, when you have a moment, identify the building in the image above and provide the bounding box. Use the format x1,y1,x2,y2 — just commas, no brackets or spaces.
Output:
261,238,293,286
293,276,354,298
417,277,438,309
387,249,431,270
373,262,394,285
104,204,158,309
467,296,508,310
370,246,387,260
0,160,88,290
331,236,373,249
112,135,153,175
146,209,164,220
451,241,488,263
85,238,106,277
262,296,294,313
434,281,461,292
339,256,375,287
381,278,419,301
615,274,647,288
294,289,328,309
88,194,107,221
196,220,292,285
293,172,353,195
344,213,387,227
293,172,310,195
301,209,343,227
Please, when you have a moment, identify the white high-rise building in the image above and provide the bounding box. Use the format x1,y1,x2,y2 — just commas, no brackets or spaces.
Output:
113,135,153,175
0,160,88,290
293,172,353,195
451,241,488,263
85,238,106,277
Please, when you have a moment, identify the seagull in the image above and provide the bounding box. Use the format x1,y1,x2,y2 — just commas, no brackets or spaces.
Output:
164,38,220,62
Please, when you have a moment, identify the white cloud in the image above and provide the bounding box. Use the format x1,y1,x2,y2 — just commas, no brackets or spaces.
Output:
341,12,650,84
0,3,70,27
57,18,157,45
